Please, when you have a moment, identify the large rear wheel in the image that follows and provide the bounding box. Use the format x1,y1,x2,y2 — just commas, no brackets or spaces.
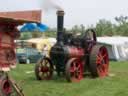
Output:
65,58,83,82
35,57,53,80
89,45,109,77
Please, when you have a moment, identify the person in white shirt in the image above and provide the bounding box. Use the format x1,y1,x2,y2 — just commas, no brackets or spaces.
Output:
42,44,48,57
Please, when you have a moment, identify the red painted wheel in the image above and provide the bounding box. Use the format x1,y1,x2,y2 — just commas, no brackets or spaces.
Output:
0,74,11,96
1,80,11,95
35,57,53,80
89,45,109,77
0,73,24,96
65,58,83,82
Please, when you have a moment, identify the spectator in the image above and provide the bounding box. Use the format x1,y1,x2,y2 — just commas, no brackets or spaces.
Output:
42,44,48,57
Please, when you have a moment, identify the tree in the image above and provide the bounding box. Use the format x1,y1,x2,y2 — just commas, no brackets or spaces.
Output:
20,32,32,40
115,15,128,25
80,24,85,35
95,19,113,36
72,25,79,34
114,15,128,36
31,31,42,38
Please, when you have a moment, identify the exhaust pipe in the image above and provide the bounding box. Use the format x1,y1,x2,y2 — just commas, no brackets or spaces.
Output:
56,10,65,44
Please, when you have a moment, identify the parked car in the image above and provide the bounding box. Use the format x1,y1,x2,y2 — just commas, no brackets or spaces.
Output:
16,47,42,64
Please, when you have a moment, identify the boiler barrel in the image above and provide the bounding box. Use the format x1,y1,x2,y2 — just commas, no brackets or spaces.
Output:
66,46,84,58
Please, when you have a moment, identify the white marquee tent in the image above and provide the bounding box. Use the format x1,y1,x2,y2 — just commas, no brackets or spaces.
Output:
97,36,128,61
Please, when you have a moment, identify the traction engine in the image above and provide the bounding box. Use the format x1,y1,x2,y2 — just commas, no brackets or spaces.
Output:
35,10,109,82
0,17,36,96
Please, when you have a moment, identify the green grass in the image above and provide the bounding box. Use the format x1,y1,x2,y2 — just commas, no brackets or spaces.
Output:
10,61,128,96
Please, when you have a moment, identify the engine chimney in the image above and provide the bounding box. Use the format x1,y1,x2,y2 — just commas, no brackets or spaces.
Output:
56,10,64,44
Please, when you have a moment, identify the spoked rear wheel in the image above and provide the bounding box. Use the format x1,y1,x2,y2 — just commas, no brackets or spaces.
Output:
35,57,53,80
65,58,83,82
89,45,109,77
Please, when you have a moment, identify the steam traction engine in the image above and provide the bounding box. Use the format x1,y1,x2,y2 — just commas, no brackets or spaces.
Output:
35,11,109,82
0,17,36,96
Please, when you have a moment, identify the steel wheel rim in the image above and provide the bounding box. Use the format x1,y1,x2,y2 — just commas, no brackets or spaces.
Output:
69,59,83,82
38,59,52,80
2,80,11,95
96,47,109,77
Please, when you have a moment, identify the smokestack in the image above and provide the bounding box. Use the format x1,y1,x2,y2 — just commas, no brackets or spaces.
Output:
56,10,64,44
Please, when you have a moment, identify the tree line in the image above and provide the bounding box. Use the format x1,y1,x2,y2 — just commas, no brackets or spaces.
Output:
20,15,128,40
70,15,128,36
96,15,128,36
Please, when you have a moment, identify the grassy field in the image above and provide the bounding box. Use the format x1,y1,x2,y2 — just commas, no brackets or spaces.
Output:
10,61,128,96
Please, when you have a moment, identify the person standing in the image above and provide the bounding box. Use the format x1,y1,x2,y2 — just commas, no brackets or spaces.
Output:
42,44,48,57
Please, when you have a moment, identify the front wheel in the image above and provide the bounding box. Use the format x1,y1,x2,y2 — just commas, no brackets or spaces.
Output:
65,58,83,82
35,57,53,80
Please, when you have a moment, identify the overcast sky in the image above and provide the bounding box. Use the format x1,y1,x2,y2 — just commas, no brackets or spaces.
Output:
0,0,128,28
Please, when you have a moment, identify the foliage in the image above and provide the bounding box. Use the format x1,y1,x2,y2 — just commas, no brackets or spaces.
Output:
95,15,128,36
69,15,128,36
44,28,57,37
19,15,128,40
20,32,32,40
31,31,43,38
19,28,57,40
95,19,113,36
71,24,86,35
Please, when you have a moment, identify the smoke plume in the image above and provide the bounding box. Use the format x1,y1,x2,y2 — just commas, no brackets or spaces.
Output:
41,0,63,11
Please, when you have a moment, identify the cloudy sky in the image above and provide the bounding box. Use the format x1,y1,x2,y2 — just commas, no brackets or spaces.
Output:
0,0,128,28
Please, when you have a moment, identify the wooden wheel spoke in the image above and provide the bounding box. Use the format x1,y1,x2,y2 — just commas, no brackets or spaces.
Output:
96,59,101,64
73,62,77,71
46,63,50,67
97,53,106,64
96,55,101,60
97,65,103,72
38,67,42,72
42,60,47,67
41,61,45,66
99,54,104,61
73,62,82,80
102,54,107,58
45,60,49,65
39,72,44,78
102,64,107,69
76,64,81,70
97,54,102,61
70,67,75,72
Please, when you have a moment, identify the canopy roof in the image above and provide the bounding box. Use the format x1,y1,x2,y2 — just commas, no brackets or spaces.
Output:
97,36,128,45
0,17,40,25
0,10,41,25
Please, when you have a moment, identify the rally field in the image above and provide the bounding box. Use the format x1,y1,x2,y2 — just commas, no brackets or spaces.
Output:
10,61,128,96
